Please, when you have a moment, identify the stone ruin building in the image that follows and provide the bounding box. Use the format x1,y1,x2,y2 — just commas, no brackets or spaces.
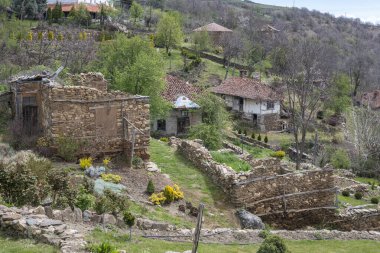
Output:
3,71,150,159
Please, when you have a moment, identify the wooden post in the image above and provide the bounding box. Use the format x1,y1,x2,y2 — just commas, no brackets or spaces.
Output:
192,203,204,253
129,127,136,168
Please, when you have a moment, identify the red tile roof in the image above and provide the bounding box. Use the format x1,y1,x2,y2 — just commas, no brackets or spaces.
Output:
47,3,100,13
193,23,233,32
163,75,201,102
211,77,281,101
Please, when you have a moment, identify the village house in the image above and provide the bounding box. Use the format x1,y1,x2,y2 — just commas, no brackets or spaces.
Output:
4,71,150,159
151,75,202,136
212,77,283,131
193,22,233,46
47,0,111,18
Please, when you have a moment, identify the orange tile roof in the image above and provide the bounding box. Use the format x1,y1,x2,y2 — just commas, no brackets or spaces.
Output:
211,77,281,101
193,23,233,32
163,75,201,102
47,3,100,13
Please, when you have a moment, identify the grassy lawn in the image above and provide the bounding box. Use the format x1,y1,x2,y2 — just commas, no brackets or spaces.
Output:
232,139,275,159
338,195,369,207
149,139,238,228
0,233,58,253
210,151,251,172
87,229,380,253
355,177,380,186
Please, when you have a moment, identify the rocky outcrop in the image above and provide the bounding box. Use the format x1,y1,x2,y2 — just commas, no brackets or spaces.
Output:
236,210,265,229
0,205,86,253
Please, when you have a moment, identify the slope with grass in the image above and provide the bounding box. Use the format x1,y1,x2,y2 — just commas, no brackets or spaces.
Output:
210,151,251,172
87,229,380,253
0,233,58,253
149,138,238,228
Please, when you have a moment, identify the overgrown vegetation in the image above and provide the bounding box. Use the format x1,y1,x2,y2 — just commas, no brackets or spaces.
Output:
211,151,251,172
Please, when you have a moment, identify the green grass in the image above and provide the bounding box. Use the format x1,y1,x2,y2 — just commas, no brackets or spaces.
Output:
0,233,58,253
338,195,370,207
232,139,274,159
210,151,251,172
355,177,380,186
87,229,380,253
128,201,193,228
149,139,237,228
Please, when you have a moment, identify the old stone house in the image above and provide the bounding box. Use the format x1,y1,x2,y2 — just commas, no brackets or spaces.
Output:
5,71,150,159
193,22,233,46
212,77,283,131
151,75,202,136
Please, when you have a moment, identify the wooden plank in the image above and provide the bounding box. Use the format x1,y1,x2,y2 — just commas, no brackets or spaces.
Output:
192,203,204,253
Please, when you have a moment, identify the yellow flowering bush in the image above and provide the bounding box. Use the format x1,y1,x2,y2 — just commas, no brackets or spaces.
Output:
173,184,184,200
103,157,111,167
101,173,122,183
36,137,50,147
270,151,286,159
149,192,166,205
163,185,175,203
79,157,92,169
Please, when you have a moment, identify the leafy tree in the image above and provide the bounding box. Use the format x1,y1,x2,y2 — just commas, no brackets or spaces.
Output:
52,2,64,23
156,12,183,54
93,34,170,117
331,149,351,169
129,1,143,24
325,73,351,115
46,7,52,22
68,4,91,26
13,0,45,19
190,93,230,150
192,29,210,52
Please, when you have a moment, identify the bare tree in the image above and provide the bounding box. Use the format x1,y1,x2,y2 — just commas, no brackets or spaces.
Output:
220,31,242,80
283,37,333,169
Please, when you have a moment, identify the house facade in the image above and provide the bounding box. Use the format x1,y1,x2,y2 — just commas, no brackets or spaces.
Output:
6,71,150,159
151,75,202,136
193,22,233,46
212,77,282,131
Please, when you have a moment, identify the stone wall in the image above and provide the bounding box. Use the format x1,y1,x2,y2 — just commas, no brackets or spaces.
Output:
70,72,108,93
177,138,337,229
35,77,149,157
328,208,380,231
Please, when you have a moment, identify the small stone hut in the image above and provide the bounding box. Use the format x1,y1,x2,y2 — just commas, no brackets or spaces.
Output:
7,71,150,159
193,22,233,46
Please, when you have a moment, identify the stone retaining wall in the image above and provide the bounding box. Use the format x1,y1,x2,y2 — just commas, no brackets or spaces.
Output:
177,139,337,229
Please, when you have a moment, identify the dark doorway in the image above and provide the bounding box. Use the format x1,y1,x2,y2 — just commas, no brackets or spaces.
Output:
177,117,190,135
239,98,244,112
22,105,38,136
252,114,258,127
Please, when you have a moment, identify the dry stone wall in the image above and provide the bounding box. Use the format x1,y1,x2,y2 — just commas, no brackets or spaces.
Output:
177,138,338,229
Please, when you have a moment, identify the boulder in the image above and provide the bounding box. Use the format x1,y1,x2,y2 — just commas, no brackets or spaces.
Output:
32,206,45,215
73,207,82,222
39,219,63,227
102,214,117,225
136,218,175,231
146,162,160,172
44,206,53,219
52,210,63,221
236,209,265,229
2,212,22,221
91,214,102,223
83,210,92,222
61,207,75,222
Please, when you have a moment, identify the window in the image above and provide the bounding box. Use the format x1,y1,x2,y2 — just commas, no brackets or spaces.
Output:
267,101,275,110
181,110,189,117
23,96,36,106
157,119,166,131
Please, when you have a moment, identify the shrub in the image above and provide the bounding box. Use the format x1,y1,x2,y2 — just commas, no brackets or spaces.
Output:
371,197,379,204
146,179,155,194
371,182,376,191
189,124,223,150
80,157,93,169
270,151,286,159
89,242,117,253
123,211,135,227
354,192,363,200
94,196,108,215
149,192,166,205
159,137,169,142
75,188,96,211
100,173,122,184
103,189,128,215
257,235,291,253
238,129,242,134
57,136,81,162
258,229,271,239
173,184,184,200
47,168,76,208
341,190,350,197
243,130,247,136
251,133,255,139
257,134,262,141
132,156,143,168
331,149,351,169
264,136,268,143
163,185,175,203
